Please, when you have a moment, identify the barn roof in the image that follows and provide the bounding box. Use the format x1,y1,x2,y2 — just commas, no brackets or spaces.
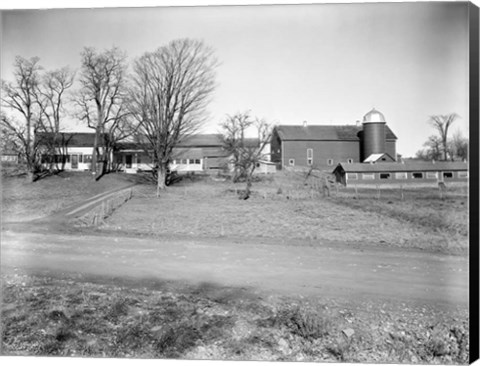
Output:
363,153,395,163
334,161,468,173
176,134,224,147
36,132,108,147
274,125,397,141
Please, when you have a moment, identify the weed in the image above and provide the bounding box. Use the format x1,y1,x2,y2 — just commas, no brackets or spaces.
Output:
267,306,331,340
154,323,201,358
54,325,74,342
107,298,129,321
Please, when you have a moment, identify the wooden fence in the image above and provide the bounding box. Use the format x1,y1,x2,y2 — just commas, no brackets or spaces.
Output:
73,188,133,227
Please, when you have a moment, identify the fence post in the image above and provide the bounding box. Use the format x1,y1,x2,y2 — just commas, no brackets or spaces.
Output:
400,185,404,201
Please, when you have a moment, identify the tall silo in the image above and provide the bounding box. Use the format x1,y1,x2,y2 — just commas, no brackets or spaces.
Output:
362,108,386,161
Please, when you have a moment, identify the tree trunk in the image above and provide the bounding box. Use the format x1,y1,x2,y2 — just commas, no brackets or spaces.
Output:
26,170,34,183
241,165,256,200
156,164,167,197
92,129,99,176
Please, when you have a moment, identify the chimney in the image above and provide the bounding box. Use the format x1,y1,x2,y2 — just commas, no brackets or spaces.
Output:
303,121,307,128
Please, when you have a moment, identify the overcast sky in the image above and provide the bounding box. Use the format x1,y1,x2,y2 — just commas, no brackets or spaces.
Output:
1,2,470,157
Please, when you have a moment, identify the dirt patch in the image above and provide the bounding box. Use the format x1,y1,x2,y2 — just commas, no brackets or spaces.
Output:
1,272,469,363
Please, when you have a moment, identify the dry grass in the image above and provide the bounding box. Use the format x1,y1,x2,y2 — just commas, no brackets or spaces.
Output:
1,171,143,222
1,272,469,363
102,172,468,254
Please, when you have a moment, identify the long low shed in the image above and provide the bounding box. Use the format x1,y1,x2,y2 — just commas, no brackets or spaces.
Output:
333,161,469,186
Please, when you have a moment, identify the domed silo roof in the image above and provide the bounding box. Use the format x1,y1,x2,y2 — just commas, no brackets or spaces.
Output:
363,108,386,123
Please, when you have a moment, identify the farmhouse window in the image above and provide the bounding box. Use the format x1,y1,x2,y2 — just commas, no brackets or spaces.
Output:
380,173,391,179
412,172,423,179
361,173,375,180
78,154,83,163
181,159,187,164
346,173,358,180
195,159,201,164
443,172,453,179
426,172,438,179
288,159,295,166
458,171,468,178
137,156,141,164
84,155,92,163
327,159,334,166
395,172,407,179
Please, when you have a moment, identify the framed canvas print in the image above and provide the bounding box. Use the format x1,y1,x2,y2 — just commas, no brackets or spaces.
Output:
1,0,478,365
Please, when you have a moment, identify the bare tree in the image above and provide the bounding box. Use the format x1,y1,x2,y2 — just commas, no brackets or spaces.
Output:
415,135,443,161
220,112,253,182
221,111,272,200
129,39,218,195
76,47,129,179
449,131,469,161
429,113,459,160
35,67,76,171
1,56,44,182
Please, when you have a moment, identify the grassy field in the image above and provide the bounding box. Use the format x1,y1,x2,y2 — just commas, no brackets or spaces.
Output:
1,171,143,222
1,170,470,362
101,171,469,254
1,272,469,363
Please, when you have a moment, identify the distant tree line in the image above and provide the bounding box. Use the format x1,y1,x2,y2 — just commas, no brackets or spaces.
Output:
415,113,468,161
1,38,219,189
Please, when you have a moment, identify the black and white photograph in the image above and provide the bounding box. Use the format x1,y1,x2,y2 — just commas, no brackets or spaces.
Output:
0,0,477,364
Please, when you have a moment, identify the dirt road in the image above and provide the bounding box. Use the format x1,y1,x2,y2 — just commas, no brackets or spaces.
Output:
1,229,468,306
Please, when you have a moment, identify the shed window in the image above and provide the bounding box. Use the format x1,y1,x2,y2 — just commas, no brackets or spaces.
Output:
412,172,423,179
346,173,358,180
327,159,334,166
362,173,375,180
380,173,391,179
395,172,407,179
307,158,313,166
426,172,438,179
443,172,453,179
458,171,468,178
347,158,353,163
307,148,313,159
288,159,295,166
